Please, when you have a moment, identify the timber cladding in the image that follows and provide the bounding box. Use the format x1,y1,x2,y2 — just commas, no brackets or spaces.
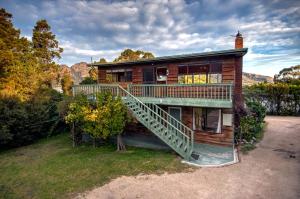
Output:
167,64,178,84
98,69,107,83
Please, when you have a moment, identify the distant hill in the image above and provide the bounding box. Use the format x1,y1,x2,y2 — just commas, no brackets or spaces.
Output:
242,72,273,85
58,62,90,85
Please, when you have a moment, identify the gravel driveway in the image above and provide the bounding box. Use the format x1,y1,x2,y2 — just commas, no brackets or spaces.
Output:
78,116,300,199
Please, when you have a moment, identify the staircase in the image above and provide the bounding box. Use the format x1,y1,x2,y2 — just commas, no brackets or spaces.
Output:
73,84,194,160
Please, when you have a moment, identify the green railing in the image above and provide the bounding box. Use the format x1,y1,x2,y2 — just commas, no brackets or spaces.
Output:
72,84,194,160
128,83,232,100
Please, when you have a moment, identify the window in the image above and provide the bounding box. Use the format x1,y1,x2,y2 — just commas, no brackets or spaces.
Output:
156,67,167,81
185,75,193,84
194,108,222,133
106,71,132,82
178,65,208,84
177,63,222,84
208,74,222,83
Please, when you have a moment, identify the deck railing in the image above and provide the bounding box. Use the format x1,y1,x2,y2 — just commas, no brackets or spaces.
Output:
128,84,233,101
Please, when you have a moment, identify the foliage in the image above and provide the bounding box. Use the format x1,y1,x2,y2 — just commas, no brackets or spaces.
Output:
0,9,63,101
0,9,64,149
61,73,73,95
98,58,107,63
80,77,97,85
0,88,63,149
89,66,98,81
238,99,266,149
0,133,187,199
244,82,300,116
65,92,129,148
113,49,154,62
274,65,300,84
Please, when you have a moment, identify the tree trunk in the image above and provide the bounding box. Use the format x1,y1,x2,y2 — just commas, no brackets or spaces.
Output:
72,122,75,148
117,134,126,151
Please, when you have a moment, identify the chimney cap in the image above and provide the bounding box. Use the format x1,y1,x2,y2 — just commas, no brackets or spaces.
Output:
236,31,242,37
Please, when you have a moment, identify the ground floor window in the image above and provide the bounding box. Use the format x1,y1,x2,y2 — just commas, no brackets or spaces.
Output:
193,108,222,133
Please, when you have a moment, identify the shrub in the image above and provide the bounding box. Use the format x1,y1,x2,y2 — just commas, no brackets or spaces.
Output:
239,99,267,143
0,88,63,149
244,82,300,116
65,92,129,150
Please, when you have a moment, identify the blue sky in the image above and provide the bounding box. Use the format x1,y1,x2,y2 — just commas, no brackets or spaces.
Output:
1,0,300,76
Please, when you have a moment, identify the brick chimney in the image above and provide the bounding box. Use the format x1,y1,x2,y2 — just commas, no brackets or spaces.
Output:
235,31,243,49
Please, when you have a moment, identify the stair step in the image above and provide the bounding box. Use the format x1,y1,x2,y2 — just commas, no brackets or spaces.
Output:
120,86,193,160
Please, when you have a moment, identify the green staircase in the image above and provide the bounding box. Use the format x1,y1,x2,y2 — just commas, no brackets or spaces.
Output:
73,84,194,160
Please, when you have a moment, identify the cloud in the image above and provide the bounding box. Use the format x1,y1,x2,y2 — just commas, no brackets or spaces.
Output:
0,0,299,75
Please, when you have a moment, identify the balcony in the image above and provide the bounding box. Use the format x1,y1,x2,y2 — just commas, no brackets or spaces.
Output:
73,83,233,108
128,84,232,108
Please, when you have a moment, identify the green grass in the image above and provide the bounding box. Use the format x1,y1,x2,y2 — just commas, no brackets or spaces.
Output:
0,133,189,199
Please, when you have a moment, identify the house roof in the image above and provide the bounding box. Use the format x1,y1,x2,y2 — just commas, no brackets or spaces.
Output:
91,48,248,67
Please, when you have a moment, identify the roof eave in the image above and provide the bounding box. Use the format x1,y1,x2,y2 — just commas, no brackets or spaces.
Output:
90,48,248,67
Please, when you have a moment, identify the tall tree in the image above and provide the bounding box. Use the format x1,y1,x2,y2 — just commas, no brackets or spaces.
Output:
32,19,63,84
114,49,154,62
0,8,38,100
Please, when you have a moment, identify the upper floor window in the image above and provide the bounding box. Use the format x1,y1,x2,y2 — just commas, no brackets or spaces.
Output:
106,69,132,82
178,64,222,84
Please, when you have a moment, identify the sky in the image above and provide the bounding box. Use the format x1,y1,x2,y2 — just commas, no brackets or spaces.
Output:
1,0,300,76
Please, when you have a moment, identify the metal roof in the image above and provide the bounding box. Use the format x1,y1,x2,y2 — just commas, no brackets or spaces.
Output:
91,48,248,67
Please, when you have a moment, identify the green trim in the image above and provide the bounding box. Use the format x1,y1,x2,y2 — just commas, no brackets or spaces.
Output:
138,97,232,108
91,48,248,67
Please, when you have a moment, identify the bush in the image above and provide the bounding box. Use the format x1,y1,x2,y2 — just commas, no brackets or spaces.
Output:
239,100,267,144
244,82,300,116
0,88,63,149
64,92,129,150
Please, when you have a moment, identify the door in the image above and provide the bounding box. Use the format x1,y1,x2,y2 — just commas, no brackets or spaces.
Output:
143,67,155,96
168,107,182,123
168,107,182,136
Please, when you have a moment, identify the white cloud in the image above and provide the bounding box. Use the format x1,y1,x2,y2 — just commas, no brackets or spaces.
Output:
2,0,299,76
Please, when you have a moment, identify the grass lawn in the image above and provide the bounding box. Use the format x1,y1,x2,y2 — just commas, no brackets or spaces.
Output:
0,133,189,199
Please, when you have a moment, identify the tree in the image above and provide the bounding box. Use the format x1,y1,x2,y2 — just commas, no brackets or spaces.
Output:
0,8,35,100
274,65,300,84
99,58,107,63
0,10,64,149
89,67,98,81
32,19,63,84
32,19,63,63
114,49,154,62
61,73,73,95
65,92,129,150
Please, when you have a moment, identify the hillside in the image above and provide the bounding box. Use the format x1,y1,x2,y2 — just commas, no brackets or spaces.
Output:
242,72,273,85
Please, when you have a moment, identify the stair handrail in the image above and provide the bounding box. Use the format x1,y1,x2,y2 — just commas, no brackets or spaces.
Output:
117,85,193,139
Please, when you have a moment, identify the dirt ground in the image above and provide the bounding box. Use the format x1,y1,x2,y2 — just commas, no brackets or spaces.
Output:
77,116,300,199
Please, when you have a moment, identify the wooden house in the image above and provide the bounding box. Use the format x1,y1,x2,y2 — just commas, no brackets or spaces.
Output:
73,32,247,162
